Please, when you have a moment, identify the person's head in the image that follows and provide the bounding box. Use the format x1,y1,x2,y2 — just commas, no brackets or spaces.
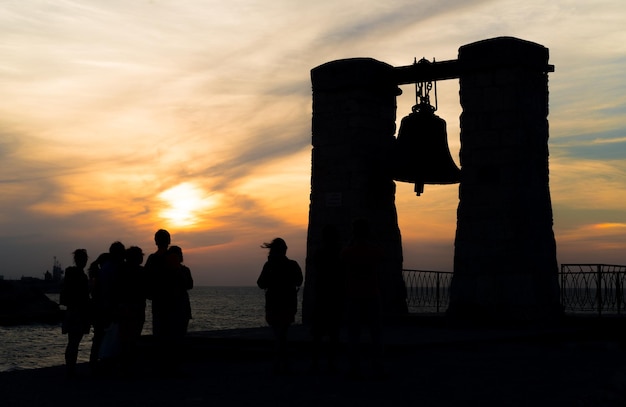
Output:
125,246,144,266
73,249,88,269
167,245,183,264
154,229,171,249
109,241,126,261
261,237,287,258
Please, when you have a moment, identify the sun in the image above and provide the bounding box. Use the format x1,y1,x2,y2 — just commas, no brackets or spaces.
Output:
158,182,214,228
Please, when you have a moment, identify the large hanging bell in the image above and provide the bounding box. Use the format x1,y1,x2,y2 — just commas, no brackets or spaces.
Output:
393,106,460,195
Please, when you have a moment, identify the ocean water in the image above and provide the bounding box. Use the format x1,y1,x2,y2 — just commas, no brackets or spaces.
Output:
0,286,298,372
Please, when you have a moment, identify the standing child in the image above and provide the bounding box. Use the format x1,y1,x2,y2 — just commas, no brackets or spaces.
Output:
166,245,193,338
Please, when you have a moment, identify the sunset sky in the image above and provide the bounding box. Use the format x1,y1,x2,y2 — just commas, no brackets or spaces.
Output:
1,0,625,285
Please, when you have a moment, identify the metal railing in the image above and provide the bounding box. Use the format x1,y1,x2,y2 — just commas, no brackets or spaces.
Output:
403,264,626,315
559,264,626,315
402,269,452,313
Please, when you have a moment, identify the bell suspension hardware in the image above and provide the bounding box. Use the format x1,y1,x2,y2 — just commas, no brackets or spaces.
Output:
413,58,437,113
392,58,460,196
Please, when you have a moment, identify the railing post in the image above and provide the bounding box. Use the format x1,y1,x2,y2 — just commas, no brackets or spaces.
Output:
616,269,622,315
559,265,565,311
436,273,441,313
597,264,603,316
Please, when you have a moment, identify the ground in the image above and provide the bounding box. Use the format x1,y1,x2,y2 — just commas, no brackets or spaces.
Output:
2,318,626,407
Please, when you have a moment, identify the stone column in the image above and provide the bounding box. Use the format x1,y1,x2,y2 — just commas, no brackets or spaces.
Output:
449,37,561,321
304,58,407,321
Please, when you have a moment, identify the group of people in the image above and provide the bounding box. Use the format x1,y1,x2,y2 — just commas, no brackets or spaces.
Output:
258,219,385,377
59,229,193,377
61,220,383,378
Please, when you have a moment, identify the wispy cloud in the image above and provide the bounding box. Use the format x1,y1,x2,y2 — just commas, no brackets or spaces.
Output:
1,0,625,283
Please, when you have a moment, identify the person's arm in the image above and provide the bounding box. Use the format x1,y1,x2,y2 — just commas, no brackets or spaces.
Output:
182,266,193,290
257,263,270,289
293,261,304,287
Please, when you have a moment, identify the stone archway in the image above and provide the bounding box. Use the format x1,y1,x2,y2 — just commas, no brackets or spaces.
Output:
304,37,561,322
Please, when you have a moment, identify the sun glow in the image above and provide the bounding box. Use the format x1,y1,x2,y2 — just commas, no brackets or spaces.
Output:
158,182,215,228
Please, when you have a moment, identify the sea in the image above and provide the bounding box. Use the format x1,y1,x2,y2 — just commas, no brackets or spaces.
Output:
0,286,296,373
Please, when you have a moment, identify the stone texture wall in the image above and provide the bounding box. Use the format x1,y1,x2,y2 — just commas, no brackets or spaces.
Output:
449,37,561,321
304,58,407,320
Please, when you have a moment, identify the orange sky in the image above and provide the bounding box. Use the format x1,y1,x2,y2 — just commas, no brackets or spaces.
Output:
1,1,625,285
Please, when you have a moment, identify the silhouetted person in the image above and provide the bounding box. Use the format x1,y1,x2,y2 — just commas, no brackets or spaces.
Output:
257,238,303,374
145,230,193,374
145,229,170,338
117,245,147,373
310,225,345,373
165,246,193,337
89,241,125,374
87,251,109,371
59,249,91,378
341,219,385,378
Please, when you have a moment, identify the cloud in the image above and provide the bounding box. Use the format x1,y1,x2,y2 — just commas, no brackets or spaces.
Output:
1,0,626,284
555,220,626,264
551,127,626,160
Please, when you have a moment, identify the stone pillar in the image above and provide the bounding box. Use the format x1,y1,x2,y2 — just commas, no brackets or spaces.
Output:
449,37,561,321
304,58,407,321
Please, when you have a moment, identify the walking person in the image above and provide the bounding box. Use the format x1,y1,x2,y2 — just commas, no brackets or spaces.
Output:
59,249,91,378
257,238,303,374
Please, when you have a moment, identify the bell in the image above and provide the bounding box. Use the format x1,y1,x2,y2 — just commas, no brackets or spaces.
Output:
393,106,460,195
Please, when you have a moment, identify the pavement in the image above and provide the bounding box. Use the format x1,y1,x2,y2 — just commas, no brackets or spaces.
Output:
2,315,626,407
